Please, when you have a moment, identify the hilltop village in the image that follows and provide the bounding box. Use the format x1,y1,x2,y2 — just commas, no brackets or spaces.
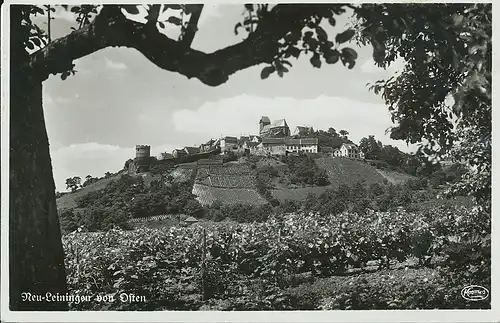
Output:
129,117,364,173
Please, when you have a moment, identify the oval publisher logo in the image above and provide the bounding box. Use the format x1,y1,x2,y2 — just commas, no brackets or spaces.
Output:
461,285,489,301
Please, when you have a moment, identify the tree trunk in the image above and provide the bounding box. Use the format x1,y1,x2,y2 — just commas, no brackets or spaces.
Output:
9,6,68,311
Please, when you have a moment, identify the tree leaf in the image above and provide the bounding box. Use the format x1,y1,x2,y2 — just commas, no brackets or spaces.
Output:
303,31,313,41
289,46,301,59
324,50,340,64
122,5,139,15
310,53,322,68
70,6,80,13
234,22,243,35
335,29,355,44
260,66,275,79
158,21,165,29
316,26,328,42
61,72,68,80
167,16,182,26
341,47,358,60
328,17,336,27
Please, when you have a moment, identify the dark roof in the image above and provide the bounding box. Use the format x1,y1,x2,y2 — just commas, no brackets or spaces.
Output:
284,138,318,145
184,146,200,155
320,146,334,153
223,136,238,143
202,139,215,146
262,138,285,144
260,116,271,123
160,152,174,159
342,143,359,151
245,142,260,148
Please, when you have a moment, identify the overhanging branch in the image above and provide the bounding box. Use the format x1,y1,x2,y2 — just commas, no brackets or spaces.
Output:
28,4,313,86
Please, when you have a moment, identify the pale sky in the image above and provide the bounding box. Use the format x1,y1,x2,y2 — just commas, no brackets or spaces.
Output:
36,5,417,191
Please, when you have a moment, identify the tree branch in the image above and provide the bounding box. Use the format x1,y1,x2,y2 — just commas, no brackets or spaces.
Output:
180,4,203,47
28,4,318,86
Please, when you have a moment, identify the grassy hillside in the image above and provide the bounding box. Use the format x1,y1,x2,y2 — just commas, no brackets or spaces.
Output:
375,169,416,185
57,156,415,211
315,157,389,187
56,173,124,210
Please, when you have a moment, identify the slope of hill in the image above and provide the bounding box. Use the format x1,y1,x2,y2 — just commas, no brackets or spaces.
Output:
192,163,267,206
271,186,328,202
57,156,415,211
192,184,267,206
56,172,124,210
375,169,416,185
314,157,389,188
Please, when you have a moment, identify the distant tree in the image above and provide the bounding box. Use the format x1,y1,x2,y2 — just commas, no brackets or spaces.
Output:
82,175,97,187
124,158,134,170
65,176,81,192
327,127,338,137
183,199,204,218
380,145,403,168
58,209,80,234
339,129,349,139
359,135,382,160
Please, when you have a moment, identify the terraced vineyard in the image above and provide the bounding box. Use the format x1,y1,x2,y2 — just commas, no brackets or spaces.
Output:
192,183,267,206
314,157,390,188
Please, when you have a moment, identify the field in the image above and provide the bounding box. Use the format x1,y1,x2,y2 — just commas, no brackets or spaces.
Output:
314,157,392,188
193,164,266,205
62,204,490,311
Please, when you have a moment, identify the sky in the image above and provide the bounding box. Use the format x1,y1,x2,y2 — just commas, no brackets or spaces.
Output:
36,5,417,192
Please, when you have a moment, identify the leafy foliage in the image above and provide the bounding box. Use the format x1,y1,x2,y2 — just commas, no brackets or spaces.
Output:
354,3,491,208
281,154,329,187
62,204,490,310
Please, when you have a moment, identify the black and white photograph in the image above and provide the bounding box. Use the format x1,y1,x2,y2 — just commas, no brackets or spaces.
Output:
1,1,496,321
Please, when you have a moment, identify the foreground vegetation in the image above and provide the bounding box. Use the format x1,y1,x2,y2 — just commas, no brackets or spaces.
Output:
62,203,490,311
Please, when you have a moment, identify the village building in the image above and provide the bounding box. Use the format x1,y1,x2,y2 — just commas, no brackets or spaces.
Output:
184,146,200,155
219,136,239,152
199,139,217,152
259,116,291,138
172,148,187,158
285,138,319,153
158,152,173,160
294,126,315,137
334,143,365,159
258,137,319,156
250,135,261,143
